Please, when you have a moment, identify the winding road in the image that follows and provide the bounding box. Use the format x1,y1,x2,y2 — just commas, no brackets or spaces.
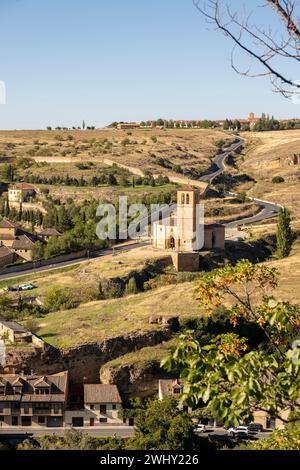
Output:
199,137,282,228
0,137,281,281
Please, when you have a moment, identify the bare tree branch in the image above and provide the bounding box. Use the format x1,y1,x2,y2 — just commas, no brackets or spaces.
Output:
192,0,300,96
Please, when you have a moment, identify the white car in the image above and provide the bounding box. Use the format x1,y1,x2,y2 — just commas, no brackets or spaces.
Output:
228,425,249,436
197,424,207,433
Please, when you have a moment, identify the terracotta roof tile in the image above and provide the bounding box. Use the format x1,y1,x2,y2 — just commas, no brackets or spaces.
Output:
84,384,122,404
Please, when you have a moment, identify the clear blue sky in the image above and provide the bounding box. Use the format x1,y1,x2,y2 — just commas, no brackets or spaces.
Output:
0,0,299,129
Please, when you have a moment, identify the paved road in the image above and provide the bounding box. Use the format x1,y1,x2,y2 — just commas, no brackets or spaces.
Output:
1,425,270,440
199,139,245,183
199,137,281,228
0,426,135,438
0,242,150,281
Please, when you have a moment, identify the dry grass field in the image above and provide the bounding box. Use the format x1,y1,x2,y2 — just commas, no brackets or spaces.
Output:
238,130,300,222
36,281,201,349
0,128,234,201
0,128,230,174
0,245,168,298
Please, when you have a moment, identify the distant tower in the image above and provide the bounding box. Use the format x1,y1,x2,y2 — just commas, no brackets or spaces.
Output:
248,112,255,121
176,188,200,252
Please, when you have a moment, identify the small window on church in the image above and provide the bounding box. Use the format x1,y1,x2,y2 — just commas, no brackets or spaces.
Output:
186,194,190,204
181,194,185,205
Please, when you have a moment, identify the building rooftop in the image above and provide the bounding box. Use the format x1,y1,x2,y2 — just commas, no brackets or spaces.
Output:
0,245,14,258
10,183,36,191
84,384,122,404
0,220,20,229
0,318,29,334
12,233,36,250
40,228,62,237
0,371,69,402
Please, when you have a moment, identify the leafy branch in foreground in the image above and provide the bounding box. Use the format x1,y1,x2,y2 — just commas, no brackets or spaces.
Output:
162,260,300,426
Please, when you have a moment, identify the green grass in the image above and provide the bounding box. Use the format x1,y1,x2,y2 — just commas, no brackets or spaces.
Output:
35,281,202,349
101,339,177,369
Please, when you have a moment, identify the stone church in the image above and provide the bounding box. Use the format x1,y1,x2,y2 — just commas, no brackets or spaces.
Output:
152,187,225,271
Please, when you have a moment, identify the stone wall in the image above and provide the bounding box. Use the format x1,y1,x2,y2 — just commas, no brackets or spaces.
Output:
172,252,199,272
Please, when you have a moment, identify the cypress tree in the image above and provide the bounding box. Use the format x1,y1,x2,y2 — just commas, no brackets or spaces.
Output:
276,208,293,258
125,277,138,295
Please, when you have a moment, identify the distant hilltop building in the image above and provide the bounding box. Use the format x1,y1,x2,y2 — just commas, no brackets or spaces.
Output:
117,122,141,130
217,112,260,129
247,112,261,128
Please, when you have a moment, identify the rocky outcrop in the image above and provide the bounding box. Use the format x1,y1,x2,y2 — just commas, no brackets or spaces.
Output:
100,359,175,399
3,319,177,383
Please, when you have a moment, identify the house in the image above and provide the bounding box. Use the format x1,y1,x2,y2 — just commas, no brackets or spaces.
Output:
39,228,62,242
65,384,123,427
158,379,191,413
0,319,32,345
0,245,15,268
84,384,122,426
252,409,290,431
8,183,36,203
117,122,140,130
0,371,69,428
0,220,37,261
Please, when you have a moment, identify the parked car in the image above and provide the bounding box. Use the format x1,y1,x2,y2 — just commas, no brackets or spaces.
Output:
248,423,263,433
228,425,249,436
196,424,207,433
19,284,37,291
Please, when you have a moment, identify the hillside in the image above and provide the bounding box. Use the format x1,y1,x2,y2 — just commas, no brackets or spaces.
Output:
238,130,300,222
0,128,229,179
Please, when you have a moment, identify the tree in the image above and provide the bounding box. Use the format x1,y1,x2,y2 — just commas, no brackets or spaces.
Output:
32,241,44,261
214,139,225,150
44,286,77,312
193,0,300,96
129,397,209,450
163,260,300,427
125,277,138,295
108,174,118,186
276,207,293,258
82,120,86,130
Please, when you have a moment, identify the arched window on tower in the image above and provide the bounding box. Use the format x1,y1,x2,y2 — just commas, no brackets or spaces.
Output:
186,194,190,205
181,194,185,205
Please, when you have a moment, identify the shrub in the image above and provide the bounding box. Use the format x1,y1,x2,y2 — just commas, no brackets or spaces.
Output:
44,286,77,312
272,176,285,184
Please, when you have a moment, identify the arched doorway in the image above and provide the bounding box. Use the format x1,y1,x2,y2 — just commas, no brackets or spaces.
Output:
168,236,175,249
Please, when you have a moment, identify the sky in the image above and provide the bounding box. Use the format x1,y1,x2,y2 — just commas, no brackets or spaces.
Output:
0,0,299,129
